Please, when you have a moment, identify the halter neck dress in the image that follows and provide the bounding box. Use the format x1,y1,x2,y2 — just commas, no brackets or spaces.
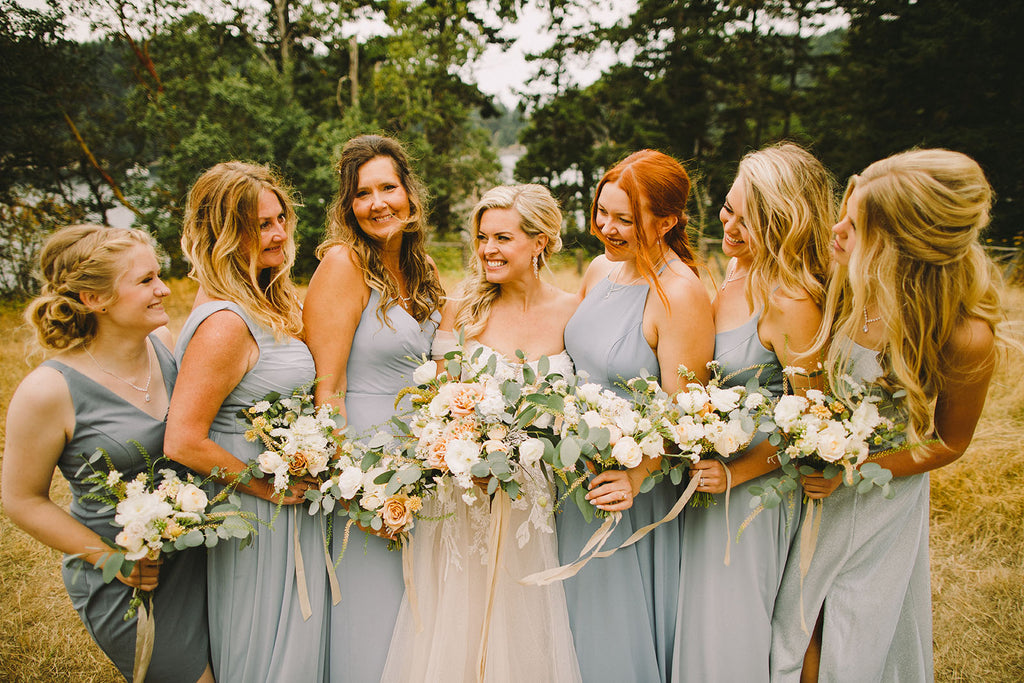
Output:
50,336,210,682
329,288,438,683
560,270,683,682
176,301,330,683
671,310,797,682
769,340,929,682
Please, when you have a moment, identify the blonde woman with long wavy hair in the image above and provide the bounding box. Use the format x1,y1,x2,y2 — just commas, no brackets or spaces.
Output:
303,134,443,682
672,143,835,682
2,225,213,682
770,149,1005,682
165,161,330,682
381,184,581,682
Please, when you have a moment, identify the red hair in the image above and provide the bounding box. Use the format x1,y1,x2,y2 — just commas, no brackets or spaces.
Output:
590,149,699,305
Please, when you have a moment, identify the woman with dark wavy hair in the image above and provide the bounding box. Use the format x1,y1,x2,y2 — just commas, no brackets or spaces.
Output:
303,134,443,682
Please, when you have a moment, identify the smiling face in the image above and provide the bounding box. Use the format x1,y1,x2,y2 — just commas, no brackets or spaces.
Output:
254,189,288,271
832,187,862,266
594,181,641,262
719,178,753,262
101,244,171,332
476,207,546,284
352,155,411,245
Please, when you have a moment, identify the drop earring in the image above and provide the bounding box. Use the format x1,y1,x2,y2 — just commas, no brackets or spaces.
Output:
532,254,540,279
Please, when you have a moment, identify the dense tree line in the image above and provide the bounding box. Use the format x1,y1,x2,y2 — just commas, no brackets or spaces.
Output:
3,0,1021,295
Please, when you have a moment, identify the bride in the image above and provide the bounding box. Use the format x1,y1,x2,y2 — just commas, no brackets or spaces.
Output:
381,184,581,681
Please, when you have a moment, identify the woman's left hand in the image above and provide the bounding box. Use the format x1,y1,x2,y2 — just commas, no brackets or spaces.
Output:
586,469,635,512
801,471,842,499
690,459,728,494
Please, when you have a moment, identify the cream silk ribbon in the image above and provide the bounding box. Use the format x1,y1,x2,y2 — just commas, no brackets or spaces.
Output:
132,592,155,682
520,473,700,586
721,461,733,567
798,498,823,635
476,490,512,681
321,515,342,606
402,536,424,633
293,506,313,621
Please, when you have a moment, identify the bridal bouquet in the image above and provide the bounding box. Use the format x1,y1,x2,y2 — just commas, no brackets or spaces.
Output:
748,373,903,509
239,384,344,501
648,362,776,506
77,442,256,617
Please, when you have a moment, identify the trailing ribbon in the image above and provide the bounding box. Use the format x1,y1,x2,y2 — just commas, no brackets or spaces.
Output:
476,490,511,681
521,473,701,586
293,506,313,621
721,461,733,566
321,515,341,606
402,537,423,633
132,592,155,682
798,498,823,635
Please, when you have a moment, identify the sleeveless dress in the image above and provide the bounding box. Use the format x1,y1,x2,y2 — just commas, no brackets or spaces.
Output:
51,336,209,683
176,301,330,683
769,340,931,682
381,336,582,682
672,311,798,682
560,273,682,682
329,289,438,683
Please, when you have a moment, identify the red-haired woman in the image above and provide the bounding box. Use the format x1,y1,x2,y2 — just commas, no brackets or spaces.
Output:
558,150,715,681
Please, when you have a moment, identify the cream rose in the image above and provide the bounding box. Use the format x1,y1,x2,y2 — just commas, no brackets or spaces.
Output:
611,435,643,468
413,359,437,385
175,483,209,513
518,438,545,466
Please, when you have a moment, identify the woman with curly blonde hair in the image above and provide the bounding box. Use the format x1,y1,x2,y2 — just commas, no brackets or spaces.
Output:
771,149,1005,682
165,161,330,682
673,143,835,682
303,134,443,682
3,224,212,682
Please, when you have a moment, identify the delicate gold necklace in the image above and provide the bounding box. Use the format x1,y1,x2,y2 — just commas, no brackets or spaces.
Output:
862,307,882,333
84,343,153,402
721,266,748,290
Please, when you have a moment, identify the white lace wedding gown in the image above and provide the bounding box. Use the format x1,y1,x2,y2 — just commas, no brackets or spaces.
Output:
381,335,582,682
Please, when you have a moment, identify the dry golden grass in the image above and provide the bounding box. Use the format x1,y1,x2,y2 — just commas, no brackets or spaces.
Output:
0,266,1021,682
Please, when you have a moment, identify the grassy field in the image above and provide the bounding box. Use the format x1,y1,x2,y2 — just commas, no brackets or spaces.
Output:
0,261,1021,682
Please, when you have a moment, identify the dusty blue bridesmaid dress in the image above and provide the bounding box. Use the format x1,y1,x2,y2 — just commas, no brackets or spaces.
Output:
328,289,438,682
671,311,798,682
51,336,209,682
176,301,330,683
560,274,682,682
770,340,930,682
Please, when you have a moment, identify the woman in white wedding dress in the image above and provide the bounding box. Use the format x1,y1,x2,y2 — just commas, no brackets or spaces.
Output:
381,184,581,682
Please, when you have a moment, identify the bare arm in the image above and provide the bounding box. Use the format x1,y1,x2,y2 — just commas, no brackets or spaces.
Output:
164,310,303,503
2,367,161,589
302,245,369,418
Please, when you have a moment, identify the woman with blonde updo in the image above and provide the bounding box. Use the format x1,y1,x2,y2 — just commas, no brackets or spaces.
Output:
2,225,212,682
771,149,1006,682
303,135,443,682
164,161,329,682
672,143,834,682
381,184,581,681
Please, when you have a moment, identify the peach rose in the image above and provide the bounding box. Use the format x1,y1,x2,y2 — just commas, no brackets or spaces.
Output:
287,452,309,476
450,383,485,416
382,495,415,532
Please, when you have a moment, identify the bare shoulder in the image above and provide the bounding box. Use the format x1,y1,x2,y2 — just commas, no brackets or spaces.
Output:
945,317,996,366
660,261,711,306
438,297,459,332
767,288,821,326
581,255,614,292
313,244,364,283
7,365,74,436
186,308,256,362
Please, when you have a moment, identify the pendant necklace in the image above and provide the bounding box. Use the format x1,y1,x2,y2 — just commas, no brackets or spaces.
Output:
721,266,748,290
85,343,153,402
862,307,882,333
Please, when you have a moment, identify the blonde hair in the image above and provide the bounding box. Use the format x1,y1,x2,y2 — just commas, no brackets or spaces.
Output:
318,135,443,326
819,148,1003,443
736,143,835,313
180,161,304,339
25,224,157,350
451,184,564,340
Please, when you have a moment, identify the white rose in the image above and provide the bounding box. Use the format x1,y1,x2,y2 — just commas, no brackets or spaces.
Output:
611,435,643,468
334,467,364,499
581,410,604,431
518,438,545,466
483,439,507,454
707,385,742,413
257,450,287,476
613,410,640,436
486,425,508,441
773,395,809,431
445,439,482,476
578,383,603,406
175,484,209,513
639,433,665,458
815,422,850,462
413,359,437,385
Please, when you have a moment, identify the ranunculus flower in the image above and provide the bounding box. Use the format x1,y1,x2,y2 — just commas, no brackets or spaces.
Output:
611,435,643,468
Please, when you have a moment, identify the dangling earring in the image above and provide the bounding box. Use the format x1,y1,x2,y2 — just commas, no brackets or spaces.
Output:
532,254,540,279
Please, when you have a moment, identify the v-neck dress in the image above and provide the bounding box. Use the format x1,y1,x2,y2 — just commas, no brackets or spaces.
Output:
328,288,438,683
559,273,683,683
49,336,210,683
